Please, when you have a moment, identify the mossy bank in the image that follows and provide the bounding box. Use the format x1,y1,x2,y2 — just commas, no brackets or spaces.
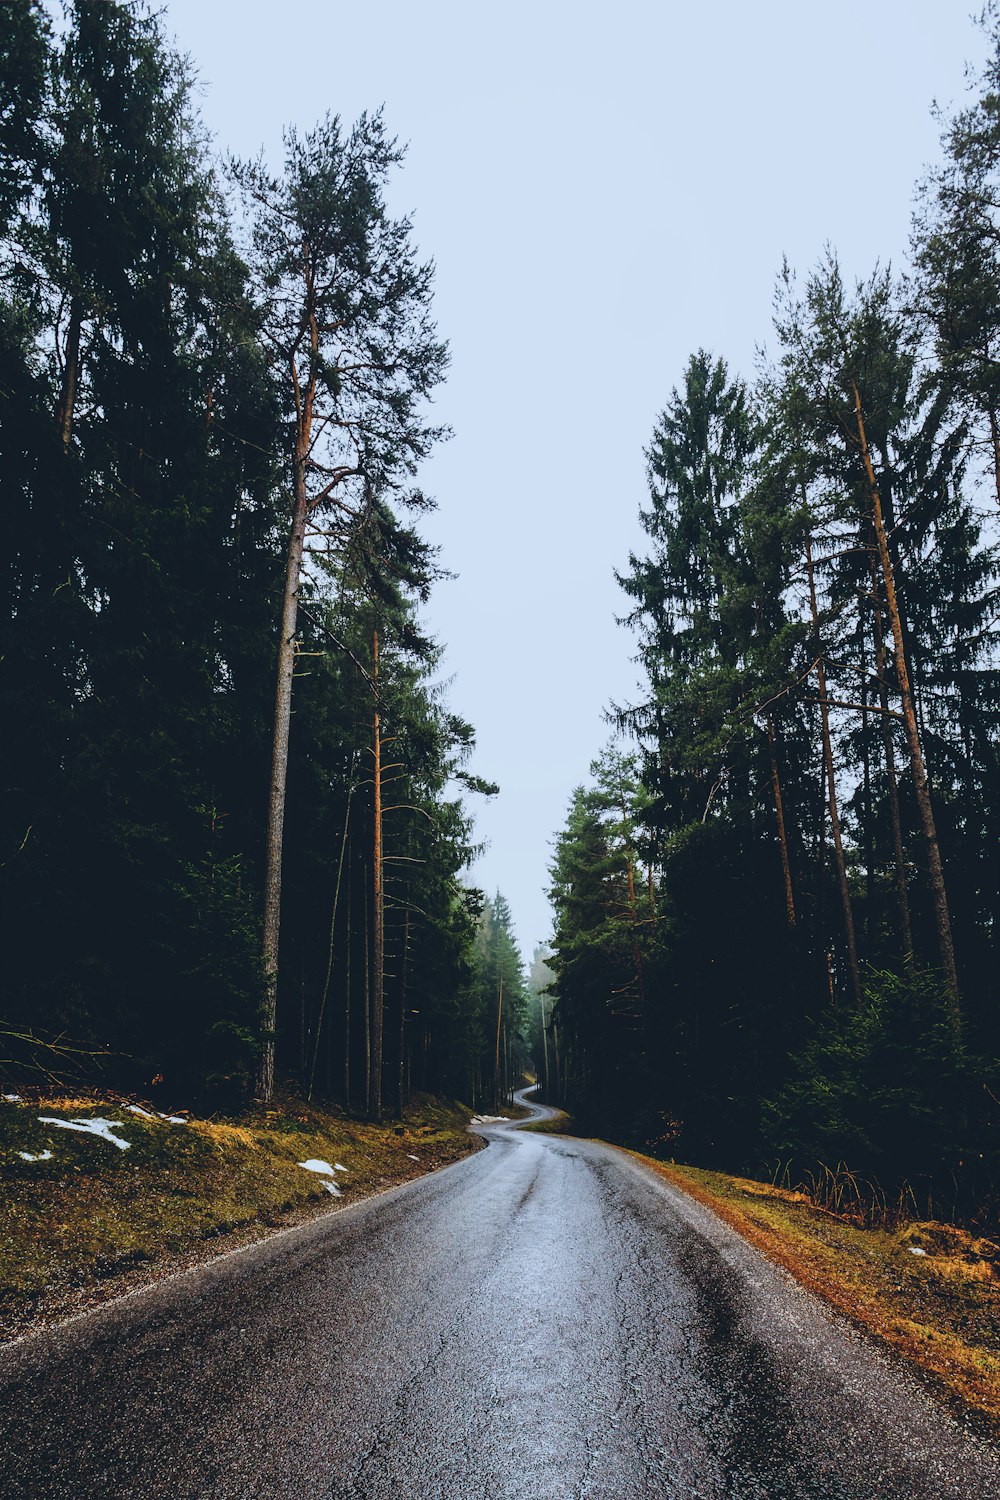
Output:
0,1091,479,1342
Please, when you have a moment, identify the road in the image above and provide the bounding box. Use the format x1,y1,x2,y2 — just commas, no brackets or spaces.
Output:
2,1087,999,1499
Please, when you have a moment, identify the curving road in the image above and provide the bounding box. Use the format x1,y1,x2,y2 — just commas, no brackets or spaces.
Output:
2,1087,999,1499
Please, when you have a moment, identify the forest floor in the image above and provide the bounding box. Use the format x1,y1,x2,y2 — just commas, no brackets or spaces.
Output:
0,1089,483,1344
638,1155,1000,1425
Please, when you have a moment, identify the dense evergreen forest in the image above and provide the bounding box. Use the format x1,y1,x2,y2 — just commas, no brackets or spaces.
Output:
7,2,999,1226
0,0,530,1115
547,17,1000,1220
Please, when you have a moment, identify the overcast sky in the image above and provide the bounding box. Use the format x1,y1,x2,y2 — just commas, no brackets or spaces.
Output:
163,0,983,960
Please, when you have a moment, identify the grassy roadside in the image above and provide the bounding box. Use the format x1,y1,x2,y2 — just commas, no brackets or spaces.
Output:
519,1107,574,1135
0,1090,479,1343
634,1155,1000,1424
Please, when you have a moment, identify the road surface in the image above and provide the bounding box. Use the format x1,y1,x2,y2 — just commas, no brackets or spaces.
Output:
2,1086,999,1498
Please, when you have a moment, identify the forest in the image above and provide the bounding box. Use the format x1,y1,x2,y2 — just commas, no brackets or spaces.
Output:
0,0,531,1117
5,0,1000,1231
545,18,1000,1220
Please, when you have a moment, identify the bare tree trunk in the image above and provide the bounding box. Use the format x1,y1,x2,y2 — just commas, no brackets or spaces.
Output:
395,902,410,1120
540,992,550,1098
258,288,320,1104
369,630,384,1122
766,713,797,927
987,403,1000,513
552,1020,562,1106
258,449,309,1102
504,1028,510,1105
852,384,959,1010
363,863,370,1111
308,773,355,1099
493,975,503,1113
859,626,875,940
343,871,352,1106
805,530,863,1007
866,547,914,972
299,967,306,1078
55,298,82,449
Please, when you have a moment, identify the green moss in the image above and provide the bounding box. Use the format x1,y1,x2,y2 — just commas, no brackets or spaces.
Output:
0,1092,476,1331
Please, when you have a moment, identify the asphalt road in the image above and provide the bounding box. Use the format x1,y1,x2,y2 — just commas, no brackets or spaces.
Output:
2,1088,999,1499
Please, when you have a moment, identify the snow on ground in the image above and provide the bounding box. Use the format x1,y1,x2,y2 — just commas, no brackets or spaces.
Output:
18,1149,53,1162
407,1154,419,1162
3,1094,23,1102
37,1116,131,1151
296,1160,344,1195
126,1105,188,1124
470,1115,506,1124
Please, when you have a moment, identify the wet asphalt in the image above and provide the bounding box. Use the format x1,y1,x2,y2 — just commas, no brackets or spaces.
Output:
2,1088,999,1499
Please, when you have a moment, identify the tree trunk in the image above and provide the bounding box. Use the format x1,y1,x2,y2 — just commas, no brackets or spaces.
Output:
766,713,796,927
395,902,410,1120
859,625,875,941
55,298,82,449
866,546,914,972
540,992,550,1099
344,870,352,1106
852,384,959,1010
369,630,384,1122
987,402,1000,513
308,775,355,1100
258,449,309,1102
493,974,503,1113
363,863,370,1111
805,530,863,1007
504,1027,510,1105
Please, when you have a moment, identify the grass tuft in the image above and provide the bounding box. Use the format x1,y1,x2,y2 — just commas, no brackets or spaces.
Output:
519,1108,575,1136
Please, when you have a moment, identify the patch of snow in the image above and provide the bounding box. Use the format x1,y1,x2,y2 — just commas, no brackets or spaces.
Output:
407,1154,419,1162
909,1246,928,1257
298,1159,336,1175
334,1163,347,1172
322,1181,342,1196
125,1104,187,1124
37,1116,131,1151
4,1094,23,1102
470,1114,505,1124
18,1149,53,1162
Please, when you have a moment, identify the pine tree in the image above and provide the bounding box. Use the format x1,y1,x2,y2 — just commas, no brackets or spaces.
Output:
230,113,449,1102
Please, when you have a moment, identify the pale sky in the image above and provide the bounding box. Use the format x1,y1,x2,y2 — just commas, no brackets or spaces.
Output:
163,0,983,959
